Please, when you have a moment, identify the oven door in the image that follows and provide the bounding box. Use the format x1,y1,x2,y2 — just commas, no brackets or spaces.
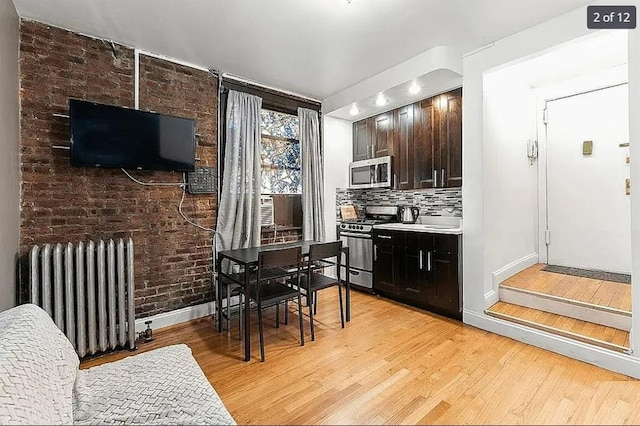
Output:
339,232,372,272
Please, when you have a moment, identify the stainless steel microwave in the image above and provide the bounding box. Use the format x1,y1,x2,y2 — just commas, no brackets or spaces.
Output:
349,156,393,189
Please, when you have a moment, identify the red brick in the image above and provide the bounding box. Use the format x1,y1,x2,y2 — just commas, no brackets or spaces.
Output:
19,21,218,318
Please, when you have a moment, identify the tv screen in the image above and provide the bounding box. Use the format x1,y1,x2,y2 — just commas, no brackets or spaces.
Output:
69,99,196,172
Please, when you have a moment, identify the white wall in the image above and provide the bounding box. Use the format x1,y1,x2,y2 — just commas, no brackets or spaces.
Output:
462,1,640,377
0,1,20,311
483,69,538,302
628,15,640,365
323,115,352,241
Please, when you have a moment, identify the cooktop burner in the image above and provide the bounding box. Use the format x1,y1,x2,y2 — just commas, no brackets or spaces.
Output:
340,206,399,233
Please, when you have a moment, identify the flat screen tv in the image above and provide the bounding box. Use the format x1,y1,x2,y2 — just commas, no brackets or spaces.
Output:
69,99,196,172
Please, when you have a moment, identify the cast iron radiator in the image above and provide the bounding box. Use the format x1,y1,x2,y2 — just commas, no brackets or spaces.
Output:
28,238,136,357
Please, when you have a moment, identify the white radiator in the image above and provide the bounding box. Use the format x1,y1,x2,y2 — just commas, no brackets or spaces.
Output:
29,238,136,358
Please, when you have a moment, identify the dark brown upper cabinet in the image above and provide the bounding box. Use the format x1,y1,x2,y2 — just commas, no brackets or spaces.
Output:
353,118,372,161
413,98,436,189
372,112,393,158
437,88,462,188
393,105,414,190
352,87,462,189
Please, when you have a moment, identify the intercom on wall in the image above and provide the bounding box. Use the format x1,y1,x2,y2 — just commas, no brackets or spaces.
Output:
187,167,216,194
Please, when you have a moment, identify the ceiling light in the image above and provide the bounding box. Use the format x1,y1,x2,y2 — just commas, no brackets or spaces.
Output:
375,93,387,107
349,104,359,116
409,82,421,95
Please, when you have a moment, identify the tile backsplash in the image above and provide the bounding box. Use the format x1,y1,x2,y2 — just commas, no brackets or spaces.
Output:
336,187,462,219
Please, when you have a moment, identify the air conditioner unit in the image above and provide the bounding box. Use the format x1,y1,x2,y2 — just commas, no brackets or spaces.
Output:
260,196,274,227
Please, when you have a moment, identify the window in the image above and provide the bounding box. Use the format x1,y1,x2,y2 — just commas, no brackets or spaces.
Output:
260,109,302,194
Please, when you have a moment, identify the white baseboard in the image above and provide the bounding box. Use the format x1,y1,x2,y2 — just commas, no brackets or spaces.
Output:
492,253,539,288
484,289,499,306
134,301,215,333
463,309,640,379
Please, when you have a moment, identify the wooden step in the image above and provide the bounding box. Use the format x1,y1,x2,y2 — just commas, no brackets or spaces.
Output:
502,264,631,312
486,301,630,353
499,284,631,331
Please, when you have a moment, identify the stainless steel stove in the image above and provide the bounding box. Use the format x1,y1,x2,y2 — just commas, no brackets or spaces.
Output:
338,206,398,292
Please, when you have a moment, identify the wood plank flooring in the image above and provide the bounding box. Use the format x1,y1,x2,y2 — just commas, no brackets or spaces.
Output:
487,301,630,350
503,264,631,312
83,290,640,425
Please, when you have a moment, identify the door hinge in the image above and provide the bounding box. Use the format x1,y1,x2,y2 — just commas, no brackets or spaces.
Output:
542,108,548,125
545,230,551,245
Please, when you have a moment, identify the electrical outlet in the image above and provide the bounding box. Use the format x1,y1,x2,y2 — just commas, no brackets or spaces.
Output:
626,178,631,195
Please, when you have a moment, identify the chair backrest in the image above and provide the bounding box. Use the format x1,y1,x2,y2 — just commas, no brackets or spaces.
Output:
258,246,302,274
309,241,342,263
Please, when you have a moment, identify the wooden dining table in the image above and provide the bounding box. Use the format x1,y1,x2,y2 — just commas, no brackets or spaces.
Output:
216,240,350,362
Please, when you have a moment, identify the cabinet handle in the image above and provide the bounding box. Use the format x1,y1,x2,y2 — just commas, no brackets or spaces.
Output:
419,250,423,270
427,251,432,271
374,245,378,261
394,173,397,189
378,235,392,240
441,169,445,187
434,169,438,187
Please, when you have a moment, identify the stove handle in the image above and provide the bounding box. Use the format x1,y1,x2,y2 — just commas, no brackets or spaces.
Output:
339,232,372,239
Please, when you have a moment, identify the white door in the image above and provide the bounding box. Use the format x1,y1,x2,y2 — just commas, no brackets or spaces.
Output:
545,84,631,274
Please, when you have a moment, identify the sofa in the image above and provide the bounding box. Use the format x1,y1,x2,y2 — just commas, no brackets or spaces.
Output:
0,304,236,425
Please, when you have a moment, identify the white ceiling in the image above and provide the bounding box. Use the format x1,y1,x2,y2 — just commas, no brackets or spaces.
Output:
12,0,593,100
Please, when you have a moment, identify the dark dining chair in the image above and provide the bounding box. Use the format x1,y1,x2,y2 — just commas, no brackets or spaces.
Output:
288,241,346,341
239,246,305,362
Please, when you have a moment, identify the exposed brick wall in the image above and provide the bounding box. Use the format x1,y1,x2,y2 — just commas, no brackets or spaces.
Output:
260,228,303,245
19,20,218,318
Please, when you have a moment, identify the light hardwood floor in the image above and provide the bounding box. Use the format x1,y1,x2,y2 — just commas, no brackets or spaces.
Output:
83,290,640,425
503,264,631,312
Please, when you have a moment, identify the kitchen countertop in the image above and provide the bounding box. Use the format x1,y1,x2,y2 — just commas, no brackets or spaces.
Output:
373,216,463,235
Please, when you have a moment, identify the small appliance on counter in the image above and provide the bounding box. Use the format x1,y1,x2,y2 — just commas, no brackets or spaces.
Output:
399,205,419,224
338,205,398,292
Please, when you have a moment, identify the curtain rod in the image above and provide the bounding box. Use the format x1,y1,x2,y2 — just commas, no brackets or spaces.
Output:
221,73,321,104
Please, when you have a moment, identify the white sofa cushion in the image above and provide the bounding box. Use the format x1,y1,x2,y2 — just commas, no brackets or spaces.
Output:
73,344,236,425
0,304,80,425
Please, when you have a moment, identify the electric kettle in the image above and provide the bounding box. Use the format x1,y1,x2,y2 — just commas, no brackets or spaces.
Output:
399,206,419,224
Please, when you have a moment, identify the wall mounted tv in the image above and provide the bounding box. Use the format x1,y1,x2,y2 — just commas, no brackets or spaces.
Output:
69,99,196,172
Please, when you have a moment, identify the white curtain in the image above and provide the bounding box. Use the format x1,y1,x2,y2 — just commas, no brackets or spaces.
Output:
299,108,325,241
216,90,263,252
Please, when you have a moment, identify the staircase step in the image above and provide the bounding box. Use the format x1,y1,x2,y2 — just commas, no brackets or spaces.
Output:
486,301,630,353
499,284,631,331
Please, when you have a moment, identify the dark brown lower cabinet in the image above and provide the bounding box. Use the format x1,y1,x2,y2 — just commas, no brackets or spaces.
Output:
373,232,398,295
373,230,461,320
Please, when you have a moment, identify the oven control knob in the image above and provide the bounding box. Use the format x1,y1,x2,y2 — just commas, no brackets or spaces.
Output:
359,225,363,230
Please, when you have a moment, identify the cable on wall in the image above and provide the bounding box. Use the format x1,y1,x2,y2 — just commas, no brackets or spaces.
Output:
121,168,184,187
179,173,216,233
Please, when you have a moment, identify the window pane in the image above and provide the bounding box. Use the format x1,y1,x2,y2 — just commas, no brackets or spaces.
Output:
260,109,302,194
261,109,299,139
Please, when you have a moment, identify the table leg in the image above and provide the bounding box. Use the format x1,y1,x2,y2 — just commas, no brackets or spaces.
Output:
346,249,351,322
243,267,251,361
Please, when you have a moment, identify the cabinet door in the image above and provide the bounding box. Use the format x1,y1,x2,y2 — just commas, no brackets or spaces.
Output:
393,105,414,190
439,88,462,188
427,252,460,317
374,243,397,295
398,233,427,304
413,99,437,189
373,112,393,158
353,119,372,161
